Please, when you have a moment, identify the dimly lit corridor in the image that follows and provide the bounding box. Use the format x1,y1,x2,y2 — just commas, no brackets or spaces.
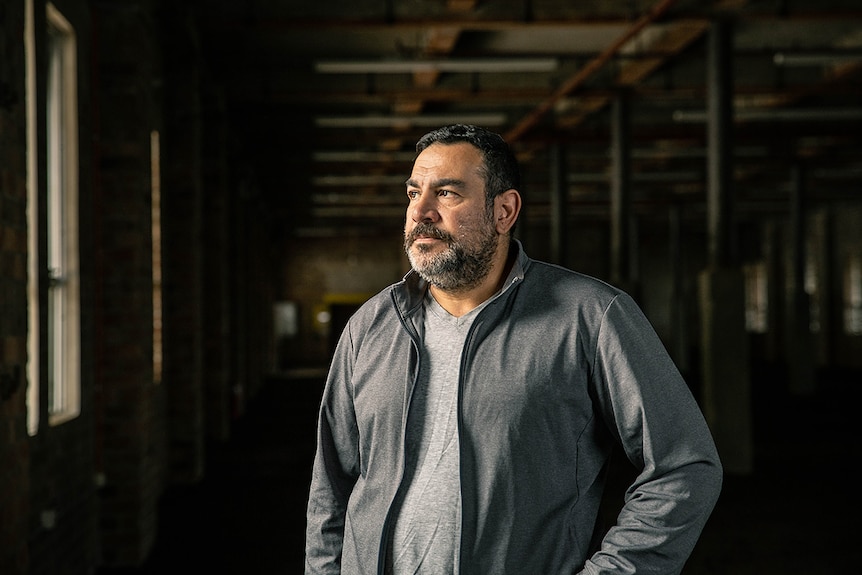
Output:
3,1,862,574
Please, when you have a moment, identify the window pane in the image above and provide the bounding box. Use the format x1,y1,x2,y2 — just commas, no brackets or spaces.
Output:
45,3,80,425
743,262,768,333
152,131,163,384
845,254,862,336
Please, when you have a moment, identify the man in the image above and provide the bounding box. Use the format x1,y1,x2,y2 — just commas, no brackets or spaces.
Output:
305,124,722,574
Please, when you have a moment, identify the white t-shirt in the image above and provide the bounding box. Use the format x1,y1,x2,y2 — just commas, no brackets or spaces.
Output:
384,292,488,574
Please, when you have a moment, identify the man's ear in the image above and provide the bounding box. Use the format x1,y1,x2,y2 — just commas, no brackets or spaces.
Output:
495,189,522,235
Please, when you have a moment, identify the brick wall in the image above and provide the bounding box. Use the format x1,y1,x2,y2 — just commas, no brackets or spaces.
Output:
90,0,164,566
0,0,275,573
201,90,232,440
0,4,31,575
160,2,206,485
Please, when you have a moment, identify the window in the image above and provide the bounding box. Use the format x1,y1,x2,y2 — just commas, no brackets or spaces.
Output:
26,0,38,435
151,131,163,384
844,253,862,336
743,262,768,333
805,233,820,333
45,3,81,425
27,1,80,432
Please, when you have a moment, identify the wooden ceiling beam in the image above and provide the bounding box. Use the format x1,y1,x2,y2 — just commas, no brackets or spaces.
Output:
504,0,681,142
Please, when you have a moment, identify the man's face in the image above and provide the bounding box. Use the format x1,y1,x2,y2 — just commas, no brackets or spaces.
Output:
403,142,500,292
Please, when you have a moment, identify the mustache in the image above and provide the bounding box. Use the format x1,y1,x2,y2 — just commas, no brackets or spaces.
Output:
406,223,454,245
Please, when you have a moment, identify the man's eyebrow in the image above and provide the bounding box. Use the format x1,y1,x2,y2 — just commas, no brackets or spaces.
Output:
404,177,466,189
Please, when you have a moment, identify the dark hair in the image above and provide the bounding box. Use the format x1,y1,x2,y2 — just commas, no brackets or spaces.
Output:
415,125,521,205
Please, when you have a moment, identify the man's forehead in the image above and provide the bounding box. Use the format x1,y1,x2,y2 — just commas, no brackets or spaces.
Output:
409,144,483,183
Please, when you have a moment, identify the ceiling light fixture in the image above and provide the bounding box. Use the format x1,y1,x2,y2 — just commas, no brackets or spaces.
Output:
315,58,559,74
567,171,702,184
773,52,862,67
672,108,862,123
312,151,416,162
312,175,407,187
315,114,507,128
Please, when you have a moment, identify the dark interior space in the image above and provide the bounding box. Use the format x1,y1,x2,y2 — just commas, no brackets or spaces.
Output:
2,1,862,574
126,365,859,574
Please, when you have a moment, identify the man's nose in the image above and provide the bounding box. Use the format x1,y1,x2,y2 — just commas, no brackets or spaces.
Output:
411,194,439,223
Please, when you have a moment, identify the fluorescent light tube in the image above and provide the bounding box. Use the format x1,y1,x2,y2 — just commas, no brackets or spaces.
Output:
315,58,558,74
673,108,862,123
315,114,507,128
773,52,862,67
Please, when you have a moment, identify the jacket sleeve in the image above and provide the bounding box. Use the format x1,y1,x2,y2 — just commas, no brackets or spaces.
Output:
579,293,723,575
305,323,361,575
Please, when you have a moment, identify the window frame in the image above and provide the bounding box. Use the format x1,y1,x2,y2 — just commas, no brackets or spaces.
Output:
151,130,163,385
26,0,39,435
42,2,81,427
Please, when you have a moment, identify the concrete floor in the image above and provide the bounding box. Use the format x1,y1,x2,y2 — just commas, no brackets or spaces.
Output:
122,366,858,574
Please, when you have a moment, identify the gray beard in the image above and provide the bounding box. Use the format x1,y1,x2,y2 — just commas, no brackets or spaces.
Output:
405,222,498,292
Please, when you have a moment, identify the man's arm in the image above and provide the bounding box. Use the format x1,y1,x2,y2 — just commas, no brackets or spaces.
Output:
582,293,723,575
305,327,361,575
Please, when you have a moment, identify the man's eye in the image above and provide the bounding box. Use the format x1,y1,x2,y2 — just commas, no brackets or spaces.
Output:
407,190,418,199
438,190,451,197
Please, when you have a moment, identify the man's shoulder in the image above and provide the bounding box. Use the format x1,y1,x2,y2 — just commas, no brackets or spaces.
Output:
523,258,624,301
514,242,622,301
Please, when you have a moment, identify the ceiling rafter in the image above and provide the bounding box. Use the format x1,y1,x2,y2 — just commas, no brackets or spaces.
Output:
199,0,862,232
504,0,682,142
386,1,481,154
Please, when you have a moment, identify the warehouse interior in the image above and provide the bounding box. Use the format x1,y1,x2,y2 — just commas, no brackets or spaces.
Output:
0,0,860,573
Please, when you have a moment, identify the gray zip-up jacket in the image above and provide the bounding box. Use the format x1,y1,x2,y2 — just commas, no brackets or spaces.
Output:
305,242,722,575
